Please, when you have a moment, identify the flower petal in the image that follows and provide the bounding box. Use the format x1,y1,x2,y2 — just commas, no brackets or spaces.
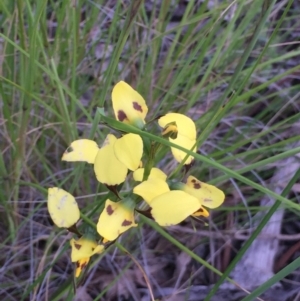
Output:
97,199,137,241
158,113,196,140
75,257,89,278
133,167,167,182
150,191,200,226
192,206,209,217
170,134,196,164
70,237,104,262
133,178,170,204
94,134,128,185
47,188,80,228
114,134,143,171
112,81,148,128
184,176,225,208
61,139,99,164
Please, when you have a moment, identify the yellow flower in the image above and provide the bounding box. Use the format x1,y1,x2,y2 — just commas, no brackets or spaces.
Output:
133,175,208,226
97,199,137,241
47,187,80,228
112,81,148,129
174,175,225,209
62,133,143,186
158,113,197,164
70,236,104,277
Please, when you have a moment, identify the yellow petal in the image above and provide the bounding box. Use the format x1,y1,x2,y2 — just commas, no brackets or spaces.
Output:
133,168,167,182
158,113,196,140
114,134,143,171
75,257,90,278
150,191,200,226
72,240,104,277
133,178,170,205
184,176,225,208
170,135,196,164
192,206,210,217
70,237,104,262
112,81,148,128
94,135,128,185
47,188,80,228
61,139,99,164
97,199,137,241
102,133,117,147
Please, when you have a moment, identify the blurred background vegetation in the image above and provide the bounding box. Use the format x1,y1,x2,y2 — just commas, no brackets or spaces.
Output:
1,0,300,300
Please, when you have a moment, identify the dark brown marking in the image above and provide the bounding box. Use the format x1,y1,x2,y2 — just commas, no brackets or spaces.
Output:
76,261,80,267
193,182,201,189
133,101,143,112
91,247,95,251
106,205,114,215
74,243,82,250
191,179,196,183
118,110,127,121
121,219,132,226
197,208,204,212
81,262,87,270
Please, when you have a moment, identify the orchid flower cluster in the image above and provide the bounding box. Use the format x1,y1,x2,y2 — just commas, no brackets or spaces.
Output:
47,81,225,277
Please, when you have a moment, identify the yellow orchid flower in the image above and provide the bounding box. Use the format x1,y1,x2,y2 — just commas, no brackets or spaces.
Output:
133,175,208,226
94,133,143,185
112,81,148,129
97,199,137,241
174,175,225,209
158,113,197,164
47,187,80,228
70,236,104,277
62,133,143,186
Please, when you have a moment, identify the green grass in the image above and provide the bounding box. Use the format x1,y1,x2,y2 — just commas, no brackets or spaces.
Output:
1,0,300,300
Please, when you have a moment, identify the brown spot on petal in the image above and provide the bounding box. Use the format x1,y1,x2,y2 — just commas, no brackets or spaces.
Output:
121,219,132,226
193,182,201,189
74,243,82,250
118,110,127,121
133,102,143,112
191,179,196,183
81,262,87,270
106,205,114,215
76,261,80,267
91,247,95,251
